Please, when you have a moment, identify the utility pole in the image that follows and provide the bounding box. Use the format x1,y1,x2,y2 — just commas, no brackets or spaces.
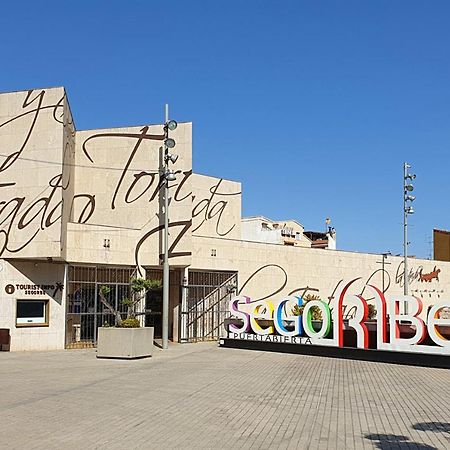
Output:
376,253,391,293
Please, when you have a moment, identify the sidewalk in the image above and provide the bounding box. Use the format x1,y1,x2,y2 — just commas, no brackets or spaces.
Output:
0,343,449,449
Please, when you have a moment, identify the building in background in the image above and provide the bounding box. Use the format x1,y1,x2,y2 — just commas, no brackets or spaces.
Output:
241,217,337,249
1,87,449,351
303,228,337,250
241,217,312,247
434,229,450,262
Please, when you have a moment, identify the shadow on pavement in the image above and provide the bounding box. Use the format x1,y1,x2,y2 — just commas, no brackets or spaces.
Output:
364,433,437,449
412,422,450,435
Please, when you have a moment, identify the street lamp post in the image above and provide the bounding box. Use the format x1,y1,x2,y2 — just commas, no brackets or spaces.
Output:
162,105,178,350
403,162,416,301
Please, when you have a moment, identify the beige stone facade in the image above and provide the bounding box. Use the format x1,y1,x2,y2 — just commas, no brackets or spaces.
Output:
1,87,449,351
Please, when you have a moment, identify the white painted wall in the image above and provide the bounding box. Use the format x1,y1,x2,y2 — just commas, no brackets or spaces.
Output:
0,260,66,351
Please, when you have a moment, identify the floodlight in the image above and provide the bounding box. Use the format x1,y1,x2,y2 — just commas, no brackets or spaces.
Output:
166,153,178,164
167,120,178,131
165,138,176,149
165,170,177,181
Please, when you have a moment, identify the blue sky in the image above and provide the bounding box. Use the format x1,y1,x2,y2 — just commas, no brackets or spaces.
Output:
1,1,449,258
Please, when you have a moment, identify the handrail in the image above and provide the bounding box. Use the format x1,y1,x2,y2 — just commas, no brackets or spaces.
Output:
185,289,233,327
186,273,237,313
183,272,238,341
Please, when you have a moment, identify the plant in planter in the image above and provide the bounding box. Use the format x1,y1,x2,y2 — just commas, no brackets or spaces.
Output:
290,294,330,336
367,304,377,320
96,278,162,359
291,294,323,321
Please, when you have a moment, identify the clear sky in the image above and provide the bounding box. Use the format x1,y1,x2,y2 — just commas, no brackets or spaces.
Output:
1,1,449,258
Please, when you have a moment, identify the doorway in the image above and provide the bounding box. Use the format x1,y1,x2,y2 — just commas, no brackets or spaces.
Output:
144,268,182,340
145,288,163,338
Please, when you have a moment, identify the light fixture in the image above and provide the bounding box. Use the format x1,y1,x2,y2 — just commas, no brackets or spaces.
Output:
406,206,414,214
165,153,178,164
166,120,178,131
165,138,176,148
405,195,415,202
406,173,416,180
405,184,414,192
165,170,177,181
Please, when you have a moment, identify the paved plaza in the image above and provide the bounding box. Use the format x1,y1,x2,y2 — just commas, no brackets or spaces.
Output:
0,343,449,449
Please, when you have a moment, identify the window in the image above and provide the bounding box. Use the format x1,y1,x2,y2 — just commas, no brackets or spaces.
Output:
16,300,49,327
281,227,294,237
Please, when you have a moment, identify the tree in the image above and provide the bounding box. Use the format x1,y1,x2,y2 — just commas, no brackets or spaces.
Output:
99,278,162,328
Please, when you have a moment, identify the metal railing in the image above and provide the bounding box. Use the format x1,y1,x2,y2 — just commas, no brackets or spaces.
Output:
181,272,238,342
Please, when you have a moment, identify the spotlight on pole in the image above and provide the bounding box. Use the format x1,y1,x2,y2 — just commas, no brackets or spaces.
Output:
165,138,176,148
166,120,178,131
165,153,179,164
165,169,177,181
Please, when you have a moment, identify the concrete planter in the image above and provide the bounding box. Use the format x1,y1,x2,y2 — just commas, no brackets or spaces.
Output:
97,327,154,359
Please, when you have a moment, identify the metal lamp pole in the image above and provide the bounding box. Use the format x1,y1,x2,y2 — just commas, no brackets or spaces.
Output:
403,162,416,301
403,162,409,296
162,105,170,350
161,105,178,350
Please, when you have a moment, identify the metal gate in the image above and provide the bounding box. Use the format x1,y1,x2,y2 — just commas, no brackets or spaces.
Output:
66,266,136,348
181,271,238,342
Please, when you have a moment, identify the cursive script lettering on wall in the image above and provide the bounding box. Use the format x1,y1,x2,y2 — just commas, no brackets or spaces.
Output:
0,88,241,265
0,90,68,255
192,178,241,237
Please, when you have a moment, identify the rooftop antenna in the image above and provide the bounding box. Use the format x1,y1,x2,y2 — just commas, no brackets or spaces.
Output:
427,234,432,260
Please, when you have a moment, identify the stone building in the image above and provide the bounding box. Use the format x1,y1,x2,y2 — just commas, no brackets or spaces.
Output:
1,87,449,351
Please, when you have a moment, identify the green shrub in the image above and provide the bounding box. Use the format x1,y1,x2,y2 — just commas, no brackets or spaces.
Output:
118,318,140,328
131,278,162,292
121,298,133,307
144,279,162,290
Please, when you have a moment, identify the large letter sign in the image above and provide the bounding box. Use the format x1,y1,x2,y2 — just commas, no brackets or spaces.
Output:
274,296,303,337
388,296,426,350
228,281,450,356
229,296,251,334
302,300,331,342
250,301,274,335
428,304,450,349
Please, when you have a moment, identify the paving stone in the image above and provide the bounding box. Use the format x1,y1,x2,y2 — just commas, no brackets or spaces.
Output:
0,343,449,449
